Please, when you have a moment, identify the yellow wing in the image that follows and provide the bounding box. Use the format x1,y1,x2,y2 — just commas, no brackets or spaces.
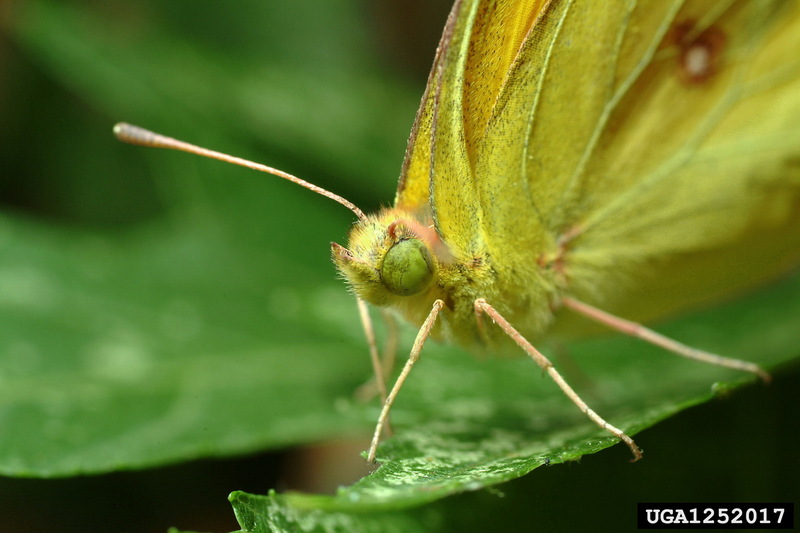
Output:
396,0,551,252
398,0,800,334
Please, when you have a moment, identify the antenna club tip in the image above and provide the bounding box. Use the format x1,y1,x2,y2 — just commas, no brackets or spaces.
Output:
113,122,137,142
113,123,160,147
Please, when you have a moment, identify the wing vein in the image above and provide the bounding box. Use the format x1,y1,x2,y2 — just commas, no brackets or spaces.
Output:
557,0,685,224
582,3,784,234
521,0,575,231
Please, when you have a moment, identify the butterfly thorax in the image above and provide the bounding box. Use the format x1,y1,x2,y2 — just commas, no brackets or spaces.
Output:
332,207,561,350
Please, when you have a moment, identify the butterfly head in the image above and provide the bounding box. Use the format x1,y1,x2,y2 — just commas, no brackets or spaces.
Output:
332,209,445,308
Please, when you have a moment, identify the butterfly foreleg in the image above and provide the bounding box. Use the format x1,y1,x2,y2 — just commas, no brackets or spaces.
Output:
354,305,401,406
473,298,644,462
356,298,388,403
379,308,399,383
366,299,445,463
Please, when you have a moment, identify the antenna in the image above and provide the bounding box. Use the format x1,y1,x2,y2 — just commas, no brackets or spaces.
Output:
113,123,367,221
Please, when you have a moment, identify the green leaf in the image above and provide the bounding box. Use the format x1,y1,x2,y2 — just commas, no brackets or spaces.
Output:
4,0,416,477
225,272,799,526
0,213,370,476
230,490,436,533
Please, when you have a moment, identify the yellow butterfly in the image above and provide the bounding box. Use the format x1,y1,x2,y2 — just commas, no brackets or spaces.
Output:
116,0,800,463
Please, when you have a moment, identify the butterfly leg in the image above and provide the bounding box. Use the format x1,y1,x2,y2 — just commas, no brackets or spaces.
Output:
367,299,444,463
354,306,400,421
561,297,771,383
356,298,388,403
474,298,643,462
379,309,399,383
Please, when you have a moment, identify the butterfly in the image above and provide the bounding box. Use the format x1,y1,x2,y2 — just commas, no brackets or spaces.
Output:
116,0,800,463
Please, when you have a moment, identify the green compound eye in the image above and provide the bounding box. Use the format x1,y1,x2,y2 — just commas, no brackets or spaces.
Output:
380,238,434,296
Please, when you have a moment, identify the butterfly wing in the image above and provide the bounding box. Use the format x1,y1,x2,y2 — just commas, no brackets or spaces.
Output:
398,0,800,334
396,0,552,258
535,0,800,324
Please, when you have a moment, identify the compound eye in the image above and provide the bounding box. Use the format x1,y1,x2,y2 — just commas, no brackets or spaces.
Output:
380,238,434,296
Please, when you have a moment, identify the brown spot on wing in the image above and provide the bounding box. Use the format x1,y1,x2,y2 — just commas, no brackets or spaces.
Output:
669,20,726,85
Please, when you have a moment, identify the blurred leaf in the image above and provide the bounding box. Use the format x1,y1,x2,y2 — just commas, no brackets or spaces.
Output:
3,0,419,476
0,212,373,476
6,0,419,218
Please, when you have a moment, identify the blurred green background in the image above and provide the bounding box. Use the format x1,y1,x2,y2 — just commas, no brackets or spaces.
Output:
0,1,797,532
